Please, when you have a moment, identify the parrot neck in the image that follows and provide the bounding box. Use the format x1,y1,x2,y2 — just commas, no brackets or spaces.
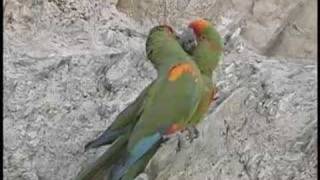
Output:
150,35,192,70
193,27,223,77
157,59,195,76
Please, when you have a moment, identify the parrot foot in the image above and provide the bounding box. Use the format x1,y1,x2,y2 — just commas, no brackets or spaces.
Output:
175,127,198,152
212,89,220,101
176,133,184,152
211,86,220,102
185,126,199,143
161,133,184,153
212,94,219,101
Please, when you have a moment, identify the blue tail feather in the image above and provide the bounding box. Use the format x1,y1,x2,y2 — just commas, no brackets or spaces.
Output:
109,133,162,180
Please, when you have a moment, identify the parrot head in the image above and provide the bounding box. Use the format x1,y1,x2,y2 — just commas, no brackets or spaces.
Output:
146,25,187,70
185,18,224,76
188,19,211,38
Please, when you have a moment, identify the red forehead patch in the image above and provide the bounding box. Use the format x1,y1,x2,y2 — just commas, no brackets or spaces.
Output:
188,19,210,36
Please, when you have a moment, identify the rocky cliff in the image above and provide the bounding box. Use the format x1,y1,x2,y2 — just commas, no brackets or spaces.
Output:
3,0,317,180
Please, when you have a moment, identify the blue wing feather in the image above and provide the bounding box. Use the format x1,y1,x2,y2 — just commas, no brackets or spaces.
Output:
110,133,162,180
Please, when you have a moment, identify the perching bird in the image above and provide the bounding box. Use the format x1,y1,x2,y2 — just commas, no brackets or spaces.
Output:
76,25,205,180
85,19,223,150
118,21,224,177
182,18,224,127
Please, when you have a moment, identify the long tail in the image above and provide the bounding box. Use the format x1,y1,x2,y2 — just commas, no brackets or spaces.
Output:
75,133,129,180
116,143,159,180
109,137,162,180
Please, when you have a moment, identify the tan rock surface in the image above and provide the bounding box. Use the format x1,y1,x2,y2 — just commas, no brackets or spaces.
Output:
3,1,317,180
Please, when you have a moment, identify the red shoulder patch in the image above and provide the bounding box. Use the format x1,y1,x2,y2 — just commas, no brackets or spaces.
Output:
168,63,197,81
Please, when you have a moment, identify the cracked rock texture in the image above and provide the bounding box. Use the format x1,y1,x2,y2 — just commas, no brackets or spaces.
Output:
117,0,317,60
3,0,317,180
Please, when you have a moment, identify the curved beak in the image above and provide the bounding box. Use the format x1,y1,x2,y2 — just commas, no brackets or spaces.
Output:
176,27,197,53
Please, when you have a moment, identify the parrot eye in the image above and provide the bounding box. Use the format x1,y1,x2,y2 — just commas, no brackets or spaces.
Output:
199,35,205,41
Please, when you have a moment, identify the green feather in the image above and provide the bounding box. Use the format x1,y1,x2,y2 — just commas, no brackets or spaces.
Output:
184,20,224,125
78,25,205,180
192,25,224,77
75,133,129,180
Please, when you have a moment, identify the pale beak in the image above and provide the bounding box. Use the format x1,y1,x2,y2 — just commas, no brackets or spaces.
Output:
177,27,197,54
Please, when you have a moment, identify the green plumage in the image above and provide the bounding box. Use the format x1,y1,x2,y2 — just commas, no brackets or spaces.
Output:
128,25,204,151
192,26,224,77
76,133,129,180
76,25,205,180
187,20,224,125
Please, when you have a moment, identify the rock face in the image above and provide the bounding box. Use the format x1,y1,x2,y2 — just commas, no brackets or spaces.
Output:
116,0,317,60
3,1,317,180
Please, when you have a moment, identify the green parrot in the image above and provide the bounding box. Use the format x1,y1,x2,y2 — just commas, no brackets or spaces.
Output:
76,25,204,180
182,18,224,127
85,19,223,150
117,21,224,178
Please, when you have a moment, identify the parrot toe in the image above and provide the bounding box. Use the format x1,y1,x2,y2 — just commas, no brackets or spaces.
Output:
185,126,199,143
175,132,191,152
212,92,220,101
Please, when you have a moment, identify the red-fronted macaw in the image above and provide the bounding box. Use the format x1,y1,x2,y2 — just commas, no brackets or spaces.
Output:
76,25,205,180
184,19,224,127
